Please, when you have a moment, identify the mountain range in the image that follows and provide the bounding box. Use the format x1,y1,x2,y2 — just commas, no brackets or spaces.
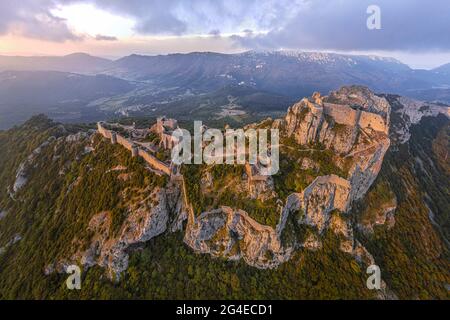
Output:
0,50,450,130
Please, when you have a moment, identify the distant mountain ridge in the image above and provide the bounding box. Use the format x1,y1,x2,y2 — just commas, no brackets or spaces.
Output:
1,50,450,130
94,50,450,99
0,70,135,129
0,53,111,74
1,51,450,100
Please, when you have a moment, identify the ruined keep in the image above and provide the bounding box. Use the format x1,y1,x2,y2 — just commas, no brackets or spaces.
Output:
150,117,180,149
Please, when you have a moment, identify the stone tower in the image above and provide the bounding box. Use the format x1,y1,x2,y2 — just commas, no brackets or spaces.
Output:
111,132,117,144
131,145,139,157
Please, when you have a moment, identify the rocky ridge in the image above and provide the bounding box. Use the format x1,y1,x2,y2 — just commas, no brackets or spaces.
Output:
44,86,449,286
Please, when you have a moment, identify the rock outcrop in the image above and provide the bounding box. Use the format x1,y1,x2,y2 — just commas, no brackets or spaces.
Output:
184,174,358,269
13,137,55,193
57,182,186,279
184,206,292,269
389,96,450,144
299,175,351,232
284,87,391,203
48,86,398,282
178,87,393,270
285,97,324,146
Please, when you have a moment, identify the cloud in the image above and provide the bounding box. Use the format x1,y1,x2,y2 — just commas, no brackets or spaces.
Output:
2,0,450,53
95,34,118,41
0,0,81,42
72,0,304,36
233,0,450,52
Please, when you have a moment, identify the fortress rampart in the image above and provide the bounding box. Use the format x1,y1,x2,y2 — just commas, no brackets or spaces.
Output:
97,122,112,139
97,122,171,176
138,149,171,175
323,103,359,127
116,134,134,151
323,102,387,133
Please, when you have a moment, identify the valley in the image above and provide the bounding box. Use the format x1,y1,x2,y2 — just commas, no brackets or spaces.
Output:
2,51,450,131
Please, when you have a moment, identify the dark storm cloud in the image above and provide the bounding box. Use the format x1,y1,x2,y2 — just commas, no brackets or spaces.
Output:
0,0,81,42
233,0,450,52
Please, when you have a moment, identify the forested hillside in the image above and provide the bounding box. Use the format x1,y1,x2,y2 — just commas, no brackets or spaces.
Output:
0,113,448,299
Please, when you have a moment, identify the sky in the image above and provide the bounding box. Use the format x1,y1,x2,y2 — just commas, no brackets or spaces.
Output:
0,0,449,69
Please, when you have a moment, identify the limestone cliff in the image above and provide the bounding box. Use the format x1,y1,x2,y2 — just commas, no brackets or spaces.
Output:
47,86,447,288
283,86,391,203
184,206,292,269
48,182,185,279
181,86,392,271
184,175,358,269
388,95,450,144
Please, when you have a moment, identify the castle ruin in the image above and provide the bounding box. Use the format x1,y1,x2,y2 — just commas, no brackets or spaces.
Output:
97,122,171,175
150,117,180,150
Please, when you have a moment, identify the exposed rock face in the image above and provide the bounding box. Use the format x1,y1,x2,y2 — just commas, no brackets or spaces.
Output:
302,233,322,250
13,137,55,193
284,87,391,203
317,118,357,155
346,133,390,202
325,85,391,119
276,193,302,235
63,183,185,279
184,206,292,269
285,97,324,146
184,175,355,269
183,87,391,270
300,175,351,232
45,86,407,290
389,96,450,144
299,157,318,170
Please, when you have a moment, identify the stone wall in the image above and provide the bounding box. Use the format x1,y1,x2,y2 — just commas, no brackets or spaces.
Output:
116,134,134,151
97,122,171,175
323,103,388,133
97,122,112,139
323,103,359,127
138,149,171,175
